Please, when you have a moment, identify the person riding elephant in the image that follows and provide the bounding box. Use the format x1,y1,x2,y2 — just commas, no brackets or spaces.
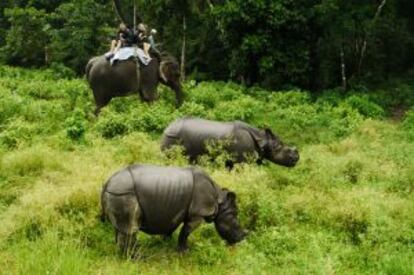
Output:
136,23,151,59
105,22,137,61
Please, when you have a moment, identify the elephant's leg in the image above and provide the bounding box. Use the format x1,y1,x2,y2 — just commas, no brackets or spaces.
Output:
177,217,203,252
139,59,160,102
93,89,111,116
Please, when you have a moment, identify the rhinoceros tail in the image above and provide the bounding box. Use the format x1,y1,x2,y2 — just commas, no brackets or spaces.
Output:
99,179,111,223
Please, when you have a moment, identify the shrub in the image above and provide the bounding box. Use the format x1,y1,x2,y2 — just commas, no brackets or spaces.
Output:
46,63,76,79
177,101,207,117
188,81,244,108
345,95,385,118
0,119,35,149
328,104,364,138
65,109,86,141
267,90,311,108
210,96,261,121
129,103,176,133
96,112,129,139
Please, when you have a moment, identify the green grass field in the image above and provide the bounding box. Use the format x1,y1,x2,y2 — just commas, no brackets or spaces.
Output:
0,66,413,274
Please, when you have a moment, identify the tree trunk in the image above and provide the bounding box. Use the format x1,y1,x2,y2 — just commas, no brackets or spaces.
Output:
357,0,387,77
44,46,49,65
180,15,186,82
340,42,347,91
308,18,321,93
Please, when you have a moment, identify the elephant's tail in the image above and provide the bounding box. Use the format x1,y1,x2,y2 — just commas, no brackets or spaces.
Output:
85,57,98,81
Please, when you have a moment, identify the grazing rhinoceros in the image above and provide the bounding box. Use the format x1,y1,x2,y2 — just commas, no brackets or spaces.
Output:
101,164,246,257
161,118,299,168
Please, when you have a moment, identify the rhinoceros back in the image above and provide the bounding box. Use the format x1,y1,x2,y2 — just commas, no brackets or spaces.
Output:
130,165,194,235
163,118,235,158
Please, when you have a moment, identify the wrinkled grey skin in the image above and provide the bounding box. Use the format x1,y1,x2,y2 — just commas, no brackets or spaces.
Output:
85,55,183,115
101,164,246,257
161,118,300,168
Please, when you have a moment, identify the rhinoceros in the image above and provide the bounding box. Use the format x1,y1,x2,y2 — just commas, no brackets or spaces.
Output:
161,118,299,168
101,164,246,257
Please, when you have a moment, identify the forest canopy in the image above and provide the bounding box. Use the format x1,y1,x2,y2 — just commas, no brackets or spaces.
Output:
1,0,413,91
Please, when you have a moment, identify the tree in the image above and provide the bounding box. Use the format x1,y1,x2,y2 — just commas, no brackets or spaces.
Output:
0,7,50,66
48,0,114,72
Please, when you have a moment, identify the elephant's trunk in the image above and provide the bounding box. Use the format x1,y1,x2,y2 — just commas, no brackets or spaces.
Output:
173,82,184,107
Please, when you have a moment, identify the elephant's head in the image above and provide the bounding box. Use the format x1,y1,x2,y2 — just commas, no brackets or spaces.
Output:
251,128,299,167
214,190,247,245
160,57,183,107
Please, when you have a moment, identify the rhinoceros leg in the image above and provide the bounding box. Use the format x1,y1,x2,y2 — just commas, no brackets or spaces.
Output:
177,217,203,252
116,231,138,259
104,192,142,258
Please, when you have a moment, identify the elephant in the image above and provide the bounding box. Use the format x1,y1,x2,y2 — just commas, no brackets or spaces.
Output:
161,118,300,168
101,164,246,257
85,54,183,115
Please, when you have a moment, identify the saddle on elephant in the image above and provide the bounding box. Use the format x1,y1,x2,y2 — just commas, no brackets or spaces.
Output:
109,46,152,66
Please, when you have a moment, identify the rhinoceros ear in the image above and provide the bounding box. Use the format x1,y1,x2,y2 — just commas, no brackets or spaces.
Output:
218,188,229,204
219,189,237,205
227,191,236,201
226,191,237,206
246,128,268,151
264,128,276,139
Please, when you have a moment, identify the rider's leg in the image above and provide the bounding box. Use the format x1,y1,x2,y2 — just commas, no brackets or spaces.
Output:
110,40,117,52
115,40,122,52
143,42,151,58
105,40,118,60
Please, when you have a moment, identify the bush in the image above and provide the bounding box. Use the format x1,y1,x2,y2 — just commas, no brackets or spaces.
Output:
46,63,76,79
210,96,261,121
177,101,207,117
345,95,385,118
0,119,35,149
96,112,129,139
267,90,311,108
129,103,176,133
188,81,244,108
65,109,86,141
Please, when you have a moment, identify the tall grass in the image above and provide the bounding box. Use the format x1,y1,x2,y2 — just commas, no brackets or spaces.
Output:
0,66,413,274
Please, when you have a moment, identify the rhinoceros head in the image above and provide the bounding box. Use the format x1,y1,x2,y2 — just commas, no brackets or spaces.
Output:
214,190,247,244
253,128,299,167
